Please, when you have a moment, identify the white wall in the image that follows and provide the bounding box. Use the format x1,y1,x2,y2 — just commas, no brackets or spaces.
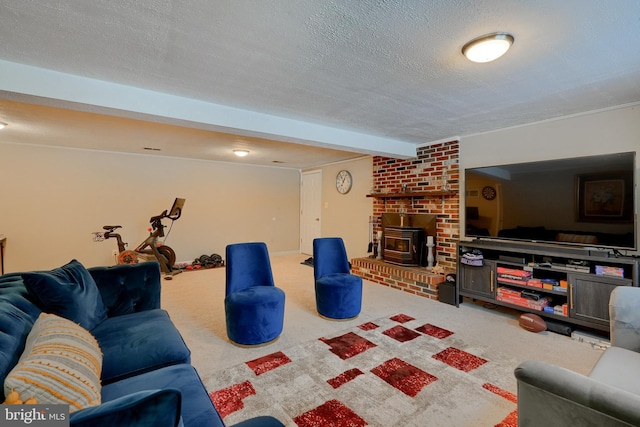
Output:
304,156,373,260
460,104,640,253
0,143,300,272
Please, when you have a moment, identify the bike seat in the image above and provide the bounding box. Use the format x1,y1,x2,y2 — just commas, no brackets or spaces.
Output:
103,225,122,230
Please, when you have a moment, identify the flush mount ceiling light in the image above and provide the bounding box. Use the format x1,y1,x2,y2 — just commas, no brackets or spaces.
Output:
0,122,7,130
462,32,514,63
233,149,250,157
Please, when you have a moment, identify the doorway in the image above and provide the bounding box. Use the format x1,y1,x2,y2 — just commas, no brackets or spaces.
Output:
300,170,322,255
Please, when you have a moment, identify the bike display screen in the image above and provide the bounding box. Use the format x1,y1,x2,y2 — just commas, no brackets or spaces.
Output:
168,198,185,217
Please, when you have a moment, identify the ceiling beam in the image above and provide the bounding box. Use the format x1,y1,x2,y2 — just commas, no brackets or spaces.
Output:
0,60,416,159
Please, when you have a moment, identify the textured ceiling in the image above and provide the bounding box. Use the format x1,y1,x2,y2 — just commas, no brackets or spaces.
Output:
1,1,640,168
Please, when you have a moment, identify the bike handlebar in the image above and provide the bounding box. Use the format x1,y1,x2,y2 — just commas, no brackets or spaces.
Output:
168,208,182,221
149,210,168,224
149,206,182,225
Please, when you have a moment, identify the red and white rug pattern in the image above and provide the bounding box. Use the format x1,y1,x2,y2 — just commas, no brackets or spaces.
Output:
207,314,518,426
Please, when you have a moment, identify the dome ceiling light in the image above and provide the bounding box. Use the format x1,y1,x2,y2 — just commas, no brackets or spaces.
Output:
462,32,514,63
233,149,250,157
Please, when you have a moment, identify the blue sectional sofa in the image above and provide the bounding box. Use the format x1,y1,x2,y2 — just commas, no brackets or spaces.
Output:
0,260,283,427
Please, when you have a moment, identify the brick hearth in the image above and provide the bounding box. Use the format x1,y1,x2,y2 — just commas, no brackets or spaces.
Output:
351,257,451,301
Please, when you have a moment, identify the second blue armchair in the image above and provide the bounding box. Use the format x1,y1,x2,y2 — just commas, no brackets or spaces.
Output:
313,237,363,319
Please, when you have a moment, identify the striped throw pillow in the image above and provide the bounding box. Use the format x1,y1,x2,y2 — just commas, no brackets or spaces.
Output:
4,313,103,412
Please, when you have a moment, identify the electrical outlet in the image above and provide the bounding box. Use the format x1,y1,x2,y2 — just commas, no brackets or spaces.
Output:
112,249,119,257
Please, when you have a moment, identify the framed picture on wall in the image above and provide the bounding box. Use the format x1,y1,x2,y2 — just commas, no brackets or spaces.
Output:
576,171,634,222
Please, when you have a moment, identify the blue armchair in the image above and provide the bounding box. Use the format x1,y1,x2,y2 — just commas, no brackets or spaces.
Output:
313,237,363,319
224,242,286,345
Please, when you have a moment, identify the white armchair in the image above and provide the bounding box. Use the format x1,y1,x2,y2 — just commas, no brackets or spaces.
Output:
514,286,640,427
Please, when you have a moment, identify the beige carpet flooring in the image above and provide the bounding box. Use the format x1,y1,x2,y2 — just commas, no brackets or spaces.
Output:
161,253,603,390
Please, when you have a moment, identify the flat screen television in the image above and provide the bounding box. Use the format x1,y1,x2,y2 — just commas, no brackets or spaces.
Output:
464,152,637,251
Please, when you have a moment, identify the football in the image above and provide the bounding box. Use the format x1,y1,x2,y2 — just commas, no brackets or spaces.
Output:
518,313,547,333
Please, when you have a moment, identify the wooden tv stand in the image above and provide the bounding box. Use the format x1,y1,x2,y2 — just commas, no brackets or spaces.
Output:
456,240,639,332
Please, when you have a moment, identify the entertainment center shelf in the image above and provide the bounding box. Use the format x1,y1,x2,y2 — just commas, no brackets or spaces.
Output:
456,240,639,332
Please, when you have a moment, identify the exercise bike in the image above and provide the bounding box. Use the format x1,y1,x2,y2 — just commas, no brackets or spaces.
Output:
102,198,185,275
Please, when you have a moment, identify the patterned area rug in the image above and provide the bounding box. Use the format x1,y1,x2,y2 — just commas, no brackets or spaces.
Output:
206,314,518,427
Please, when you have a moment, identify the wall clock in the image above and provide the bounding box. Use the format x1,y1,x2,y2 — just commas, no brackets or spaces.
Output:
482,185,497,200
336,170,353,194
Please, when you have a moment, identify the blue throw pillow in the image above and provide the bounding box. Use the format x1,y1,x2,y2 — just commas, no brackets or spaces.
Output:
22,259,108,330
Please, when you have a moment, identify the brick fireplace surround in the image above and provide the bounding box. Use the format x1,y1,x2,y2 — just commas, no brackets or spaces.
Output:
351,140,460,301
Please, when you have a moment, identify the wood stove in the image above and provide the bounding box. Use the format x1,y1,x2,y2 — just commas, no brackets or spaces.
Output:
379,213,436,267
384,227,426,266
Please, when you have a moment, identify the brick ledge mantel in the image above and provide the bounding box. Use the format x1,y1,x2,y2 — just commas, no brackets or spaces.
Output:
351,257,452,300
